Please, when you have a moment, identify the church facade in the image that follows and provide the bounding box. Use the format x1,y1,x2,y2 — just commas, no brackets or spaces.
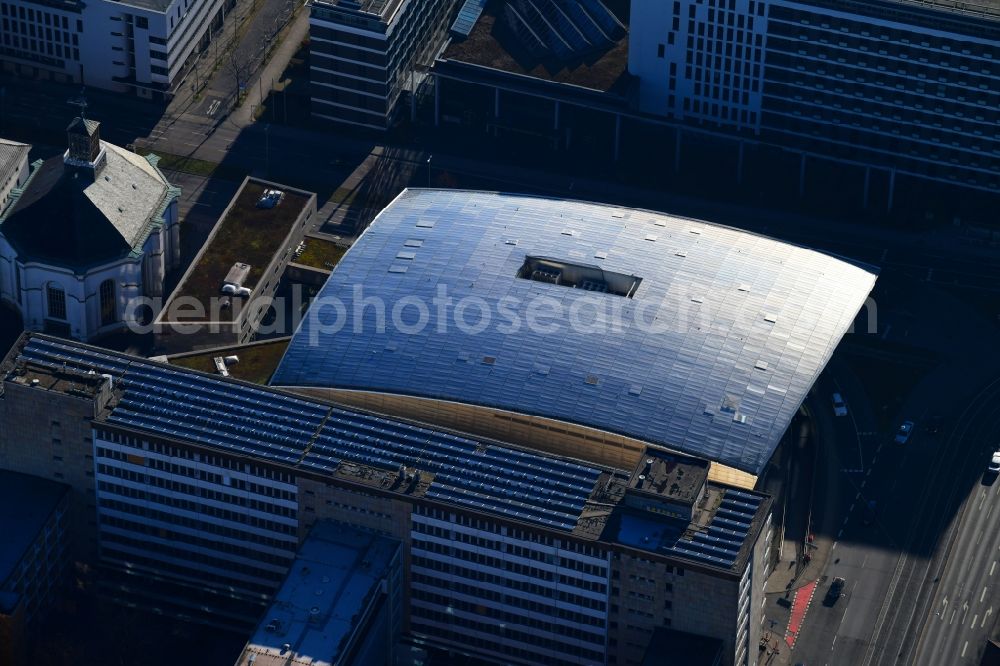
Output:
0,117,180,341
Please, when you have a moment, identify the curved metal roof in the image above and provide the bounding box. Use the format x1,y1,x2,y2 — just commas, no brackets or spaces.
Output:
271,190,877,474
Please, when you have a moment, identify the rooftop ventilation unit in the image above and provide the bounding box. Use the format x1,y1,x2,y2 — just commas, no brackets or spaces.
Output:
256,189,284,209
221,263,252,294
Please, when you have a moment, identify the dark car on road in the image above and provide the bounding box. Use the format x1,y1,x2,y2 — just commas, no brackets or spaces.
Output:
824,577,846,606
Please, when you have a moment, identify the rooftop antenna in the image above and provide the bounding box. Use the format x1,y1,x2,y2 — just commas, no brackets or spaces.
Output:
67,88,88,119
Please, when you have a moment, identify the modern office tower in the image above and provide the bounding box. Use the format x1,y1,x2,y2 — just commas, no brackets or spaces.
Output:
629,0,1000,195
308,0,461,129
0,0,228,98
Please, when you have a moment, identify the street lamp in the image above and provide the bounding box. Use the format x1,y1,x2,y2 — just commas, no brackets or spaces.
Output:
426,155,432,188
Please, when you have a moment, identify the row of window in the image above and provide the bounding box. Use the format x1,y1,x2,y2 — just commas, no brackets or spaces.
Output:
412,588,606,645
98,497,297,551
411,555,608,612
100,545,277,599
410,610,605,664
412,573,606,628
41,280,115,324
0,3,77,31
96,476,298,531
99,524,290,583
416,507,607,559
97,431,295,485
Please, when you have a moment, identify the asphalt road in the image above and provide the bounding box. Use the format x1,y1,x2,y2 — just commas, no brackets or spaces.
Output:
911,380,1000,666
783,267,1000,666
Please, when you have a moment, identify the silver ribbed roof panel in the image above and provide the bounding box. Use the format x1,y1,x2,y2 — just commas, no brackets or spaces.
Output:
271,190,877,475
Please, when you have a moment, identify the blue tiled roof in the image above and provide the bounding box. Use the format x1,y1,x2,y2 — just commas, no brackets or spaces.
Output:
271,190,877,475
17,336,602,533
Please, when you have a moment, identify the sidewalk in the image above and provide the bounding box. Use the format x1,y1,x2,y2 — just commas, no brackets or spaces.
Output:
757,394,841,665
229,6,310,130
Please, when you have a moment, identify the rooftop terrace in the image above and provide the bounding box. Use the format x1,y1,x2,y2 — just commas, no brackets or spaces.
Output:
6,334,770,573
164,179,313,323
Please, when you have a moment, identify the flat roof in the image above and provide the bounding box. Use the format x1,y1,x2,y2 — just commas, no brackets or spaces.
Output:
9,334,770,573
164,179,313,323
235,522,399,666
440,0,631,93
310,0,404,25
271,189,878,476
12,334,604,534
166,338,291,384
0,471,68,600
577,466,770,571
628,449,708,505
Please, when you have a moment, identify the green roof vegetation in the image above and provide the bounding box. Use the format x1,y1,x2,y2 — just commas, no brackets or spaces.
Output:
169,339,290,385
295,237,346,271
170,180,311,321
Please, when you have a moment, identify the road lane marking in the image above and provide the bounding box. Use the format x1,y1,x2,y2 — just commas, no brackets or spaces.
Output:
850,502,856,513
982,586,988,603
983,608,993,627
962,641,968,658
972,614,978,628
837,529,843,538
951,609,957,624
979,531,985,545
991,561,997,577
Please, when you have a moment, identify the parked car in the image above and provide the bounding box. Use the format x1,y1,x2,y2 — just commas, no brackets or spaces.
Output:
894,420,914,444
832,393,848,417
824,577,846,606
989,451,1000,474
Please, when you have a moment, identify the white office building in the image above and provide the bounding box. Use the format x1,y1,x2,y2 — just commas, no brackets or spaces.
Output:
0,0,229,99
309,0,460,129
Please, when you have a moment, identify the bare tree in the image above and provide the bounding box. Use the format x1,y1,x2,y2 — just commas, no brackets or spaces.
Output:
225,42,255,102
